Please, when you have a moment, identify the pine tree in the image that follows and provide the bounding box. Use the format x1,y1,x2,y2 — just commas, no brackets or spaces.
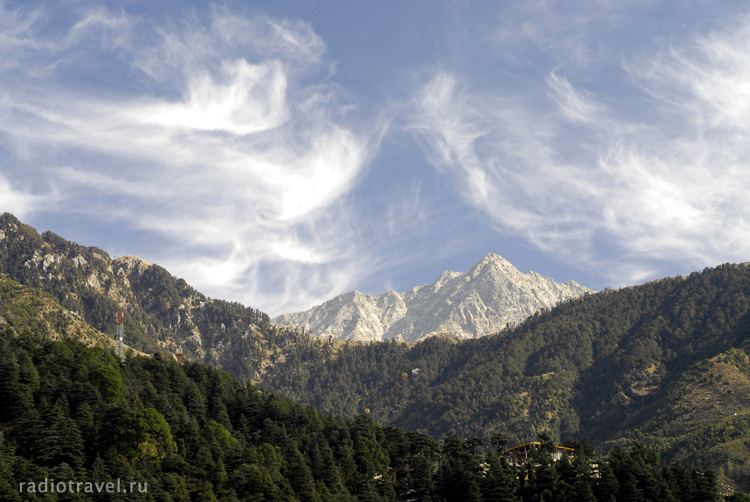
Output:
284,442,320,502
436,433,482,502
0,445,19,502
40,416,85,469
0,355,21,421
480,450,520,502
592,461,618,502
409,451,437,502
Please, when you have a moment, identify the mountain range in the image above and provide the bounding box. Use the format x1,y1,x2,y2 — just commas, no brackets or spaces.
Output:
0,278,717,501
2,212,750,492
262,263,750,492
273,253,592,342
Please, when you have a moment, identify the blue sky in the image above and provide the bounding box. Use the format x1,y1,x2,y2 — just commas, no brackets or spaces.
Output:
2,1,750,316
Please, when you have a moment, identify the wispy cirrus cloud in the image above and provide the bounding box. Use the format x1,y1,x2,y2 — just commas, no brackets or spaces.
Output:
4,0,750,315
0,4,384,315
411,7,750,285
545,72,609,127
627,16,750,131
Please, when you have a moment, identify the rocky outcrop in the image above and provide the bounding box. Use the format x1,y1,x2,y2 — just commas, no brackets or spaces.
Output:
0,213,277,378
273,253,593,342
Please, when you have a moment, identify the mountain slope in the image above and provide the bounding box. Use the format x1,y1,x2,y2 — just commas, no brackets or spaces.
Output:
0,299,439,501
0,292,721,502
0,276,130,352
0,213,316,382
261,263,750,491
628,347,750,489
1,213,747,491
273,253,592,341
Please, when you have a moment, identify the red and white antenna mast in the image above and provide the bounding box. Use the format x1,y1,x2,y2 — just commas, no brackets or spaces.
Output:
116,311,125,362
175,346,183,364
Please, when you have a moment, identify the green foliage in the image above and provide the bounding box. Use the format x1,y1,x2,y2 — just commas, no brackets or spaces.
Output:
117,408,177,464
260,263,750,492
0,315,441,500
90,365,123,405
40,415,85,469
0,212,739,497
0,282,723,500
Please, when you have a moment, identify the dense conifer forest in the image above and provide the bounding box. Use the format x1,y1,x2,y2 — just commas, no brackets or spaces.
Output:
1,213,748,496
261,264,750,491
0,278,726,501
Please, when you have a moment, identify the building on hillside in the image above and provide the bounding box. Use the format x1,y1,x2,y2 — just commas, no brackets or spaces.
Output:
506,442,574,462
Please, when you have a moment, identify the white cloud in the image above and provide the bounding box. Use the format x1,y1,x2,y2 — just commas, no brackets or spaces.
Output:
546,71,608,126
0,5,382,315
411,12,750,286
143,59,290,135
67,6,131,48
627,18,750,131
0,174,44,219
7,1,750,315
409,72,491,209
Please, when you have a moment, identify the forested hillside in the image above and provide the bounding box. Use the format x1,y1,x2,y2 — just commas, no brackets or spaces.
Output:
0,278,722,501
1,212,748,493
260,263,750,491
0,213,323,382
0,277,116,351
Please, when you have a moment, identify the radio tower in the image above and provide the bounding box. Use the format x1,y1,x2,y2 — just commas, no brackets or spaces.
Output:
175,346,183,364
116,311,125,362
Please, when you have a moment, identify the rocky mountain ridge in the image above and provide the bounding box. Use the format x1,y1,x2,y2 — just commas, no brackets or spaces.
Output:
273,253,593,341
3,212,750,492
0,212,306,382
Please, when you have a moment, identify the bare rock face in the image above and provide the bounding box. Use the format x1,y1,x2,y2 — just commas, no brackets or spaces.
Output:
273,253,593,342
